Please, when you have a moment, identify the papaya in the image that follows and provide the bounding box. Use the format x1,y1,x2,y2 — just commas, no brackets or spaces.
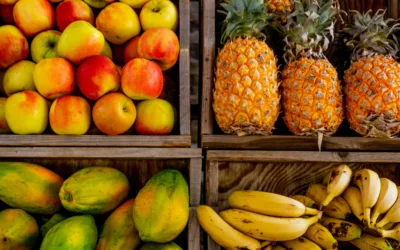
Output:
96,199,141,250
59,167,129,214
40,214,98,250
0,162,64,214
0,208,39,250
133,169,189,243
139,242,183,250
40,213,68,237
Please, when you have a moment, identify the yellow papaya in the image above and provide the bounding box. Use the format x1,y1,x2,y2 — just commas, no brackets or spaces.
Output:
59,166,129,214
133,169,189,243
97,198,141,250
139,242,183,250
0,162,64,214
0,208,39,250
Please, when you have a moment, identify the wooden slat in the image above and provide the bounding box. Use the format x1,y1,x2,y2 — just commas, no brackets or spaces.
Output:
206,160,219,206
389,0,399,19
188,207,201,250
0,135,191,147
0,147,202,159
189,157,202,206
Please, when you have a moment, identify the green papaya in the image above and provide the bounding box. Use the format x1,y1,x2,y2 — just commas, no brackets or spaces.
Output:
0,162,64,214
40,213,68,237
40,214,98,250
139,242,183,250
133,169,189,243
59,167,129,214
97,199,141,250
0,208,39,250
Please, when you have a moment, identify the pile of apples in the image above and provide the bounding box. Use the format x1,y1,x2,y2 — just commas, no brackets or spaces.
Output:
0,0,180,136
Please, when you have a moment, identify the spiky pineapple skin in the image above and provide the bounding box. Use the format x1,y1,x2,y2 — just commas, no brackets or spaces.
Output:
266,0,290,13
282,57,344,135
213,37,279,135
344,55,400,137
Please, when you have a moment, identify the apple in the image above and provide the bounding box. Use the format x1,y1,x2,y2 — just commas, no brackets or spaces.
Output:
56,0,94,32
0,25,29,69
101,40,113,60
0,0,18,5
135,98,174,135
49,95,91,135
93,92,136,135
0,70,6,95
0,98,11,133
0,4,15,24
33,58,75,100
30,30,61,63
96,2,141,45
121,58,163,100
3,60,36,96
5,90,48,134
116,65,122,75
138,27,179,71
13,0,54,37
140,0,178,31
119,0,148,9
58,20,105,65
83,0,114,9
124,36,140,64
77,55,120,100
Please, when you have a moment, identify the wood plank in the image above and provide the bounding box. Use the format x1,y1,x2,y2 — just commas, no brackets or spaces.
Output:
188,207,201,250
206,160,219,206
189,158,202,206
207,150,400,163
389,0,399,19
0,135,191,147
0,147,202,159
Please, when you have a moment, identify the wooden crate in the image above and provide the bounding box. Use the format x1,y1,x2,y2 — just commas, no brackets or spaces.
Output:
0,147,202,250
201,0,400,151
204,150,400,250
0,0,191,148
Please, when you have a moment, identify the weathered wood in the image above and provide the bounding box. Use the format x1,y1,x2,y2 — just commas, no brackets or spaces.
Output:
188,207,201,250
206,160,219,207
190,157,202,206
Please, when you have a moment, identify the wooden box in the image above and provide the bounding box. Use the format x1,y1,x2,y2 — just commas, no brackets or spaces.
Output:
204,150,400,249
201,0,400,151
0,0,191,148
0,147,202,250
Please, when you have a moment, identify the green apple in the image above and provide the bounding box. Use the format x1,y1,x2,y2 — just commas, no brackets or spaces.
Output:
140,0,178,31
3,60,36,96
83,0,115,9
30,30,61,63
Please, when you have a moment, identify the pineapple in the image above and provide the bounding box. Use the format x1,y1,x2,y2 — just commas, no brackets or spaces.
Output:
343,10,400,137
267,0,290,13
213,0,280,136
278,0,344,136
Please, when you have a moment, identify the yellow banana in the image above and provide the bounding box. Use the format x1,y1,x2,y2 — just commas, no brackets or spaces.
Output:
320,216,362,241
382,223,400,242
292,195,315,208
196,205,261,250
219,209,320,241
304,223,338,250
376,187,400,229
228,190,319,217
281,236,322,250
261,241,273,250
371,178,398,225
306,183,328,205
384,222,397,230
350,234,393,250
343,186,364,221
353,169,381,226
322,165,352,207
272,246,286,250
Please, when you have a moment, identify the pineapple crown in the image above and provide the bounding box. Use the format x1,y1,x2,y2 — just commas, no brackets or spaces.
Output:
276,0,341,63
218,0,275,44
343,9,400,61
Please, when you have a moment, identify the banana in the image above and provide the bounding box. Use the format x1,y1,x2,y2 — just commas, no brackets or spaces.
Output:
261,241,274,250
306,183,328,205
384,223,397,230
228,190,320,218
281,236,322,250
377,187,400,229
382,224,400,242
350,234,393,250
343,186,364,221
219,209,320,241
196,205,261,250
322,164,352,207
304,223,338,250
292,195,315,208
272,246,286,250
320,216,362,241
353,169,381,226
371,178,398,225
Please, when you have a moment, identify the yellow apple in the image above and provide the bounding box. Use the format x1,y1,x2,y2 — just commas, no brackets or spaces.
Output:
3,60,36,96
0,98,11,133
30,30,61,63
119,0,148,8
135,98,174,135
5,90,48,134
101,40,113,60
83,0,114,9
140,0,178,31
58,20,104,65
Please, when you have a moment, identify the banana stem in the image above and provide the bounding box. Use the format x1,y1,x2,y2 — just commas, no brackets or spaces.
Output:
370,211,380,225
321,193,334,207
304,207,320,216
363,208,371,226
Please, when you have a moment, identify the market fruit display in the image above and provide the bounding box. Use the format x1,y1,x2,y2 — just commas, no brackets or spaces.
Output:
0,0,179,136
40,213,67,237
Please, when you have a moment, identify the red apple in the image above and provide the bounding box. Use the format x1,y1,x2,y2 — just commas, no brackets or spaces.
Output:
77,55,120,100
135,98,174,135
0,0,18,5
0,4,15,24
124,36,140,64
121,58,163,100
0,25,29,69
56,0,94,32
